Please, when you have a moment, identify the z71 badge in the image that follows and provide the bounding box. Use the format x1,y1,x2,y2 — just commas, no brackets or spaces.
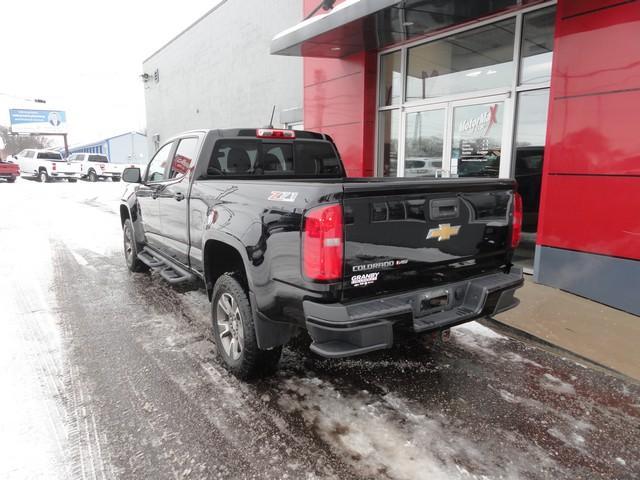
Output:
268,191,298,202
351,272,379,287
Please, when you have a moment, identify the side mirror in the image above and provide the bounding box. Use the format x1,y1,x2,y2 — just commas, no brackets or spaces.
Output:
123,167,142,183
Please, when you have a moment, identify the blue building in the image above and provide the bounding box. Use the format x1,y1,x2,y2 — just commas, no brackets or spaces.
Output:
64,132,148,165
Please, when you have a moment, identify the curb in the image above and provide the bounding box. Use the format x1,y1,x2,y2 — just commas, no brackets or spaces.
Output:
481,316,640,386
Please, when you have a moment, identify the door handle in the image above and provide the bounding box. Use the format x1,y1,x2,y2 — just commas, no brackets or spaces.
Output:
175,192,185,202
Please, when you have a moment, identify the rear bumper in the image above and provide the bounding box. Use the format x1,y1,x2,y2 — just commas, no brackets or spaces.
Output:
303,267,524,358
51,172,81,178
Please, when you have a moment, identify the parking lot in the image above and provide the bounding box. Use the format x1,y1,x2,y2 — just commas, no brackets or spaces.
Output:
1,179,638,480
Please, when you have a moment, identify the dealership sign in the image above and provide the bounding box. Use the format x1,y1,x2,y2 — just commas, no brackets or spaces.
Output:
9,109,68,134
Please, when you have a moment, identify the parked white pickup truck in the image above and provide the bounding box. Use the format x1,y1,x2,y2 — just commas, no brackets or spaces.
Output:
68,153,122,182
14,149,81,182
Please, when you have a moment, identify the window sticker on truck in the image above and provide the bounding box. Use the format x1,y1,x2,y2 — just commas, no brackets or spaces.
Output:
269,191,298,202
351,272,379,287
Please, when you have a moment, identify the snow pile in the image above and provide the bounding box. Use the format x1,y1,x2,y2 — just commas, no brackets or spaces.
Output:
276,376,546,480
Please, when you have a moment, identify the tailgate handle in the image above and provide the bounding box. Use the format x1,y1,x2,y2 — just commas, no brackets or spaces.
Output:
430,199,459,220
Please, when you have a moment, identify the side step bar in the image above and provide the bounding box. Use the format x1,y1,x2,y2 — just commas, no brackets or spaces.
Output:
138,248,196,285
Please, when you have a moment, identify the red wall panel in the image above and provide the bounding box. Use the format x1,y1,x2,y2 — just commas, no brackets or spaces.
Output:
552,1,640,98
302,0,376,178
538,0,640,260
559,0,635,18
546,91,640,175
538,175,640,260
304,70,371,128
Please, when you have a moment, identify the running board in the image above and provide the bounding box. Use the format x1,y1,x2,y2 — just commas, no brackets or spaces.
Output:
138,248,196,285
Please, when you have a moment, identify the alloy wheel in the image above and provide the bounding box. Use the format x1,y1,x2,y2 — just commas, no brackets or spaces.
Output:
216,292,244,360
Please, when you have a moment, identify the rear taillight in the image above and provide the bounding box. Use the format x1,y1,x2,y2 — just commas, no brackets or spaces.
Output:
511,192,523,248
302,204,343,281
52,162,57,171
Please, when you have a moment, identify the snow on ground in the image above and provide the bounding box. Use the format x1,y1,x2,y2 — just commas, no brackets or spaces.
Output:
1,179,123,479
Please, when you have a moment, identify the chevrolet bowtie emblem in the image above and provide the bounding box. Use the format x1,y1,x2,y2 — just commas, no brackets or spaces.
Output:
427,223,461,241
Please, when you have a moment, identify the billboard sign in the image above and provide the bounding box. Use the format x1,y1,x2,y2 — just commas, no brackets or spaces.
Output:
9,109,68,134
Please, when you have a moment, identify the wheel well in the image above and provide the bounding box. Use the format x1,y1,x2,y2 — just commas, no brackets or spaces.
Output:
120,205,130,226
39,167,47,172
204,240,247,299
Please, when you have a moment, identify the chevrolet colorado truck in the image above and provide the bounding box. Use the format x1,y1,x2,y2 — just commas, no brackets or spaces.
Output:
120,128,523,379
0,158,19,182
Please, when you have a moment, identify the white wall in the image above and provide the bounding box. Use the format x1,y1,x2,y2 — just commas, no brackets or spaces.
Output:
143,0,303,155
108,133,149,165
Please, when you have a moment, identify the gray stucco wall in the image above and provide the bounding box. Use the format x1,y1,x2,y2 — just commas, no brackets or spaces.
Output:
142,0,303,155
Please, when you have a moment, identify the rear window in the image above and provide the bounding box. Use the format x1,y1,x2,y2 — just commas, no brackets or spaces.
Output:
37,152,63,160
205,140,343,178
89,155,108,163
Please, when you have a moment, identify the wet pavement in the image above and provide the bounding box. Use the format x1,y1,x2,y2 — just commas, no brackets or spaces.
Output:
1,180,639,480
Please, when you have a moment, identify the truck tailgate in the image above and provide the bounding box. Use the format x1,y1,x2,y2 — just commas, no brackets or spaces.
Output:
341,178,516,301
0,163,19,175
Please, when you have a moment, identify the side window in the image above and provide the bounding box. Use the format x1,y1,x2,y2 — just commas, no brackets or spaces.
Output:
169,137,199,179
89,154,107,163
24,150,35,158
146,142,173,182
207,140,259,177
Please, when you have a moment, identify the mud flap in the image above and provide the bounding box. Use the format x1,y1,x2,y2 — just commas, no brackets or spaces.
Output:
249,292,298,349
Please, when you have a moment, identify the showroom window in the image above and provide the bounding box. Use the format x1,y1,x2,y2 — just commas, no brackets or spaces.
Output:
405,18,516,101
376,2,556,178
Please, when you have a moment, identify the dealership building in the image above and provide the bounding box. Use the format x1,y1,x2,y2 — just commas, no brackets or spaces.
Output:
143,0,639,316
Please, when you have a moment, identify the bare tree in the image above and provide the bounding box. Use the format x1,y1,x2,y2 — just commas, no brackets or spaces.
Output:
0,125,53,160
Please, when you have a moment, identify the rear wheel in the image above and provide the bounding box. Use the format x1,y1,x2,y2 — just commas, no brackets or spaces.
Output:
88,170,98,182
123,219,148,272
7,177,16,183
112,177,121,182
211,274,281,379
39,170,49,183
68,178,77,183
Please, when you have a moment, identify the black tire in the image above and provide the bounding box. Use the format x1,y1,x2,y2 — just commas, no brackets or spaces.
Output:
68,178,78,183
211,274,281,379
123,219,148,272
88,170,98,182
112,177,121,182
7,177,16,183
39,170,49,183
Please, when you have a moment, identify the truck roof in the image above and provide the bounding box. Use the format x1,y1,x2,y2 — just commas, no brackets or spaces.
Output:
165,128,330,143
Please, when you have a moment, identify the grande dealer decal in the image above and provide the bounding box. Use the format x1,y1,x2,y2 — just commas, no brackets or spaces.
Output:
351,272,380,287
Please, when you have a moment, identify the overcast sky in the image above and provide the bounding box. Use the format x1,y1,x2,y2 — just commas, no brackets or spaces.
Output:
0,0,219,147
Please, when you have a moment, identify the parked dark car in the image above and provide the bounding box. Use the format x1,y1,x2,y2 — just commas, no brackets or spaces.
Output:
120,128,524,379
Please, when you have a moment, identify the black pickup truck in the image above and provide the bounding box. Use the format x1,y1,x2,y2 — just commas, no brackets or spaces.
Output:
120,128,523,379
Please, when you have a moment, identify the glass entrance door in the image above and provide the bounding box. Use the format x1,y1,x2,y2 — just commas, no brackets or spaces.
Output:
403,105,447,177
400,94,512,178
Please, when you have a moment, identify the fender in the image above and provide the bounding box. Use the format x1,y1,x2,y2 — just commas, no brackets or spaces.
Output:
201,229,254,289
201,230,296,349
121,192,146,246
